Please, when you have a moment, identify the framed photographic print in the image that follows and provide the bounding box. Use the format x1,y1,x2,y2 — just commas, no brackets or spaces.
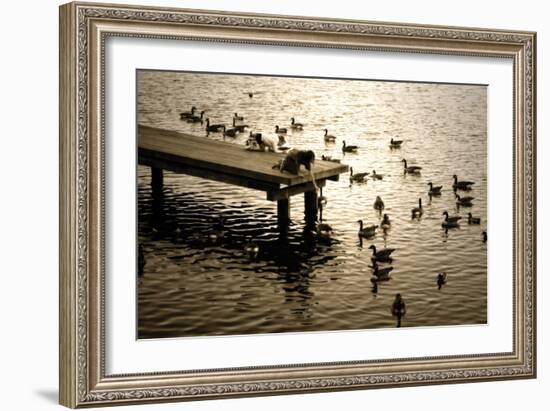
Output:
59,1,537,408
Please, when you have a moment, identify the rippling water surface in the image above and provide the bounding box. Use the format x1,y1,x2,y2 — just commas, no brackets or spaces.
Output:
137,70,487,339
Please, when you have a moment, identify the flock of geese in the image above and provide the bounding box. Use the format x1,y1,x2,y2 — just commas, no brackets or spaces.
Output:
176,104,487,325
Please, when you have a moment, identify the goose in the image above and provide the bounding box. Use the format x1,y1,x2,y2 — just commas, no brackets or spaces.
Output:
455,194,474,206
244,237,260,259
234,112,244,121
372,262,393,280
349,167,368,183
371,170,383,180
468,212,481,224
187,110,206,123
138,244,145,276
411,198,423,218
381,213,391,228
323,129,337,142
482,231,487,243
205,118,224,132
321,155,341,163
179,106,196,119
342,140,358,153
437,272,447,289
392,293,406,317
374,196,385,211
442,211,462,223
290,117,304,130
442,217,460,229
275,125,287,134
317,223,333,237
222,125,238,138
390,138,403,148
427,182,443,195
452,174,475,190
232,118,248,132
401,159,422,174
368,244,395,262
357,220,378,238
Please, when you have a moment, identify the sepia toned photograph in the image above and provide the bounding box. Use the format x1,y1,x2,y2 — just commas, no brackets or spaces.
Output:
136,70,487,339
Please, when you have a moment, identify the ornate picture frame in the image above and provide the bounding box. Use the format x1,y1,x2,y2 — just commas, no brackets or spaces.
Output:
59,2,536,408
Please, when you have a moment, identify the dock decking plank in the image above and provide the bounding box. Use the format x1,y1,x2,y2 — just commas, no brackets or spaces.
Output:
138,125,349,187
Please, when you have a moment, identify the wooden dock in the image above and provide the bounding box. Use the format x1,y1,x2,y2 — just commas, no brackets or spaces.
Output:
138,125,349,226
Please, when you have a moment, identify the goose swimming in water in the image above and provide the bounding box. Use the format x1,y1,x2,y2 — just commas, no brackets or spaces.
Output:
290,117,304,130
275,125,287,134
390,138,403,148
452,174,475,190
381,213,391,228
482,231,487,243
205,118,224,132
411,198,423,218
323,129,337,142
392,293,406,317
401,159,422,174
437,272,447,290
357,220,378,238
232,118,248,132
368,244,395,262
373,196,385,211
371,170,383,180
317,223,333,238
372,262,393,281
222,125,238,138
234,112,244,121
427,182,443,195
468,212,481,224
187,110,206,123
442,211,462,223
179,106,197,119
455,194,474,206
349,167,368,183
342,140,358,153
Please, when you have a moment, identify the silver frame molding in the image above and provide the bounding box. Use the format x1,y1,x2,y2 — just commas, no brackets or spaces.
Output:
59,2,537,408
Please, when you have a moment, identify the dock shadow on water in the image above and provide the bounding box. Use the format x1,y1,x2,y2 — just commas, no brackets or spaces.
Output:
137,70,487,339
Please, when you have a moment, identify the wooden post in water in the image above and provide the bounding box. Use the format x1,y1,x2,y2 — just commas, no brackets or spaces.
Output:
151,167,163,197
304,189,318,224
277,198,290,231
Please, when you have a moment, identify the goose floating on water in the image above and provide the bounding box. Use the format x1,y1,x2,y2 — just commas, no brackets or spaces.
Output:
368,244,395,262
179,106,197,119
187,110,205,123
455,194,474,206
442,211,461,228
372,262,393,281
371,170,383,180
392,293,406,317
402,159,422,174
342,140,358,153
427,182,442,195
437,272,447,289
232,118,248,132
381,213,391,228
357,220,378,238
323,129,337,142
290,117,304,130
205,118,224,132
222,125,238,138
350,167,368,183
468,212,481,224
411,198,423,218
453,174,475,190
390,138,403,148
275,125,287,134
374,196,385,211
482,231,487,243
234,112,244,121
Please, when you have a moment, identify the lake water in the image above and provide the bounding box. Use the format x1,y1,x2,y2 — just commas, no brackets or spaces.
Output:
137,70,487,339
